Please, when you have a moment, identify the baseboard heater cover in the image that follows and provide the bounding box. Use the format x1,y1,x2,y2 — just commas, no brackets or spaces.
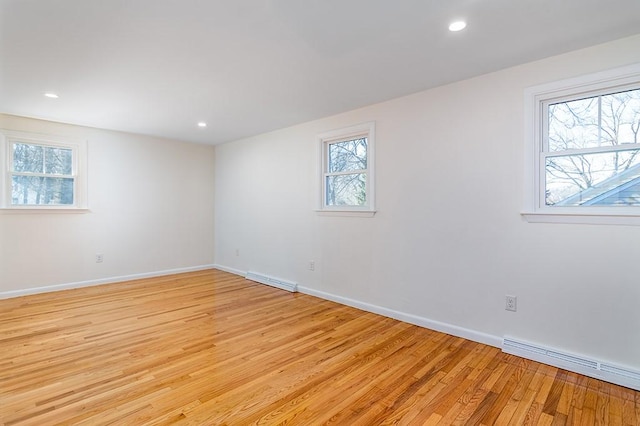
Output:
503,337,640,391
245,271,298,293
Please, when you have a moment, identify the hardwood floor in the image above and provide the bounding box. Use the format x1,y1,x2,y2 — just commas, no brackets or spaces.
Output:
1,270,638,425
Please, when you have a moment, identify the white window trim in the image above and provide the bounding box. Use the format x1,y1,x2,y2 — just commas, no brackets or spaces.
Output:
522,62,640,226
316,122,376,216
0,129,88,212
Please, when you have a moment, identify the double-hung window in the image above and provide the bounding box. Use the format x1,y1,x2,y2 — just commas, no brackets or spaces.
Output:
524,63,640,224
318,122,375,215
1,130,87,209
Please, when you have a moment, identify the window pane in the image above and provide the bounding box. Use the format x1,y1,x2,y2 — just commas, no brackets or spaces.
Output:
13,143,44,173
326,173,366,206
328,138,367,172
548,98,600,152
44,146,73,175
601,88,640,145
11,176,74,205
545,149,640,206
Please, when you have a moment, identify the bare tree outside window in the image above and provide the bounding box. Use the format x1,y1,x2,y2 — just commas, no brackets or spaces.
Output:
325,138,367,206
11,142,75,205
546,88,640,206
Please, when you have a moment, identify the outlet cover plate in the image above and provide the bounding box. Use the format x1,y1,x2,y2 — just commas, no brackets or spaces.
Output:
506,295,517,312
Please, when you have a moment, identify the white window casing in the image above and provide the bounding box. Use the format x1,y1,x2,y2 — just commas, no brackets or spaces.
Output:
523,63,640,225
317,122,376,217
0,129,88,212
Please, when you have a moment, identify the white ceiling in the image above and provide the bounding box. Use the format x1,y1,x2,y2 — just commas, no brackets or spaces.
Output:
1,0,640,145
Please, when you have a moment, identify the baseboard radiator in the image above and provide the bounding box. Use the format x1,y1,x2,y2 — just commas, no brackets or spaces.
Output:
245,271,298,293
503,337,640,391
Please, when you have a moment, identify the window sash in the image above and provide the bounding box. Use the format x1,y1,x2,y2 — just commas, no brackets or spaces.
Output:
322,137,369,208
324,173,367,207
11,176,76,206
539,146,640,209
542,148,640,206
541,85,640,154
540,89,640,208
326,137,368,173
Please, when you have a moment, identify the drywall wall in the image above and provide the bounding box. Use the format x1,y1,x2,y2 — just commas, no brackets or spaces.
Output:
214,34,640,369
0,114,215,295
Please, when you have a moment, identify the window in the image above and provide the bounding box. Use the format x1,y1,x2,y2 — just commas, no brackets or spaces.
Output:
1,130,87,210
318,122,375,215
523,63,640,225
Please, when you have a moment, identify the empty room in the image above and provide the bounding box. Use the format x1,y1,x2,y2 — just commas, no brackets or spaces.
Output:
1,0,640,424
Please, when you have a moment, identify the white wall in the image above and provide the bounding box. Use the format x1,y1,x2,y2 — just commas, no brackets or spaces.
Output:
0,114,215,295
214,34,640,369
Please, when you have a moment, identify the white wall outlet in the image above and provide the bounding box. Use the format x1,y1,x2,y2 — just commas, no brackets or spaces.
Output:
235,249,239,256
505,295,517,312
309,260,315,271
95,254,104,263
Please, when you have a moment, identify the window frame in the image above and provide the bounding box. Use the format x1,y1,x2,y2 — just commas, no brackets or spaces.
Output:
523,63,640,226
317,122,376,216
0,129,88,211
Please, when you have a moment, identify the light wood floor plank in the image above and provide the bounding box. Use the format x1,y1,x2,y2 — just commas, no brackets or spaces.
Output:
1,269,638,425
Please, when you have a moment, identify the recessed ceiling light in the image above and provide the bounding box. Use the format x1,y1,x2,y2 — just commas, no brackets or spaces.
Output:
448,21,467,32
44,93,59,99
197,122,207,128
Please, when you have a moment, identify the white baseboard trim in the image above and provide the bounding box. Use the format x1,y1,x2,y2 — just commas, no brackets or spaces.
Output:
503,337,640,391
212,264,246,277
213,264,500,347
211,265,638,390
0,264,217,300
297,286,503,348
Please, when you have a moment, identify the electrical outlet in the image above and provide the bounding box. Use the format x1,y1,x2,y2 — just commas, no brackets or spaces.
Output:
235,249,239,256
309,260,315,271
95,254,104,263
505,295,517,312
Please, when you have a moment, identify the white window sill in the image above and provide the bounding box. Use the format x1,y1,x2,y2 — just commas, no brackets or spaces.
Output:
0,207,90,214
315,209,376,218
522,211,640,226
